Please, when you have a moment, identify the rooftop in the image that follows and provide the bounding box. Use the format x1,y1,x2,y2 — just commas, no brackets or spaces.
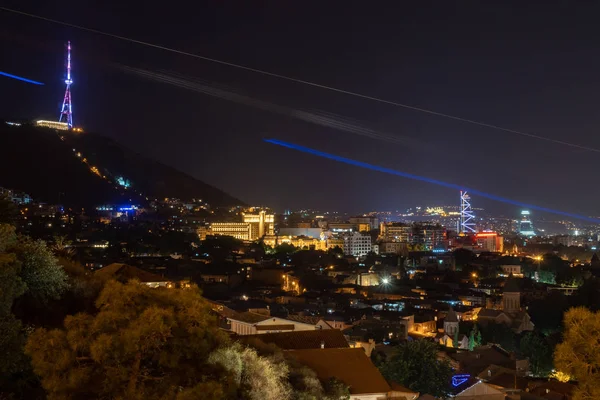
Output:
242,329,349,350
286,348,391,395
95,263,167,283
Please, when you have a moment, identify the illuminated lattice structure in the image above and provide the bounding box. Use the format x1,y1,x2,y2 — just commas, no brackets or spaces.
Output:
459,191,476,234
58,41,73,128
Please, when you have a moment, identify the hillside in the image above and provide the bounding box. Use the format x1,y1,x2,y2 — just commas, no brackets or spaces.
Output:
0,122,243,207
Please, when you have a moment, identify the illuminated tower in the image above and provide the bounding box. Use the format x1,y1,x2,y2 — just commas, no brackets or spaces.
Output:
459,191,476,235
518,210,535,236
58,41,73,129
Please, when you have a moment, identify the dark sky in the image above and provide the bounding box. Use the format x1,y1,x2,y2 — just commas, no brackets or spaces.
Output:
1,1,600,217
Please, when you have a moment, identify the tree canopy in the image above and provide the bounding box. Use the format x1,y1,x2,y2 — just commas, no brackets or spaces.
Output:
554,307,600,399
26,280,230,400
379,339,452,398
519,332,553,377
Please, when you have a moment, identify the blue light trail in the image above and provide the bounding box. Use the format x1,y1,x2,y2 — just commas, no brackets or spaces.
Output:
0,71,44,85
264,139,600,224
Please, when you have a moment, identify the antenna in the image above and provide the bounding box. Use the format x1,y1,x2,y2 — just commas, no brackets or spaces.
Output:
58,41,73,128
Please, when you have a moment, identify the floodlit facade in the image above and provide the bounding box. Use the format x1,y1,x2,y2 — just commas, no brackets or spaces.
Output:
476,231,504,252
263,235,326,251
379,222,412,242
342,232,372,257
210,222,253,241
35,120,69,131
242,209,274,238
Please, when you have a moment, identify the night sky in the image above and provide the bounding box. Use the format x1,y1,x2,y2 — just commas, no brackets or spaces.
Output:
1,1,600,216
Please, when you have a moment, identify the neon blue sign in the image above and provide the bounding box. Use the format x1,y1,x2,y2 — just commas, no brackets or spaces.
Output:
452,374,470,387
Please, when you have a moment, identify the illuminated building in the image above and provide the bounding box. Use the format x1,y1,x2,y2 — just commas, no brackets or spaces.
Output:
348,216,379,231
279,227,322,238
282,272,302,294
412,225,447,250
262,235,326,251
242,209,274,239
475,231,504,253
379,222,412,242
326,237,345,252
327,222,355,233
197,226,209,241
342,232,372,257
0,187,31,205
35,120,69,131
518,210,535,236
209,222,253,241
378,241,408,255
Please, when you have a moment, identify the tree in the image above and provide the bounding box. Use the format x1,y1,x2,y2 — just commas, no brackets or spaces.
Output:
0,224,69,380
555,307,600,399
555,267,584,287
12,236,69,303
51,235,75,259
209,343,291,400
528,292,569,334
25,280,231,400
453,329,459,348
379,339,452,398
275,243,297,255
479,322,516,352
0,195,18,225
468,324,482,351
453,248,476,269
519,332,553,377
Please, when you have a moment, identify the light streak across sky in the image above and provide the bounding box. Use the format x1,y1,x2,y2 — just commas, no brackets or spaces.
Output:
264,138,600,224
1,7,598,153
0,71,44,85
120,66,425,149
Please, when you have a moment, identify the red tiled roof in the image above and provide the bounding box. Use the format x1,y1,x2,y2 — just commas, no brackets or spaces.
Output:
286,348,391,395
286,315,324,325
229,311,272,324
95,263,167,283
243,329,349,350
255,324,296,331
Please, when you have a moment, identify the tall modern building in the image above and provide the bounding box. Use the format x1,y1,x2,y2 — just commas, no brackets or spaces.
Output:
242,209,274,238
379,222,412,242
475,231,504,253
342,232,372,257
518,210,535,236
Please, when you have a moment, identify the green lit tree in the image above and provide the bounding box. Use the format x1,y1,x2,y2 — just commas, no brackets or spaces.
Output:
468,324,482,351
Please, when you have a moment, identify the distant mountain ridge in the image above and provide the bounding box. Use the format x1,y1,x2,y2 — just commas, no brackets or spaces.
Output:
0,122,242,207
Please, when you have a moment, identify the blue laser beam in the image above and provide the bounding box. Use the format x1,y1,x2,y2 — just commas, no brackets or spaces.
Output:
264,138,600,224
0,71,44,85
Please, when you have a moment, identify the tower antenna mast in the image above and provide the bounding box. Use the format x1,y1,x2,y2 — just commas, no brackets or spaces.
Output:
58,41,73,128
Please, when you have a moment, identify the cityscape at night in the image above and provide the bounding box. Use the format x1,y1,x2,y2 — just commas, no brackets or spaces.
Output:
1,2,600,400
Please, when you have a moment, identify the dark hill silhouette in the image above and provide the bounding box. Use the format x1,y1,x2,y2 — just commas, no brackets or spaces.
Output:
0,122,242,207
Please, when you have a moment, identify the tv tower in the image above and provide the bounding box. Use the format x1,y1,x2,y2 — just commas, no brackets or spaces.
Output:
58,41,73,129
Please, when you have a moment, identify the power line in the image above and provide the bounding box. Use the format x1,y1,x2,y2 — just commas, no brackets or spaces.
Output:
2,6,599,153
